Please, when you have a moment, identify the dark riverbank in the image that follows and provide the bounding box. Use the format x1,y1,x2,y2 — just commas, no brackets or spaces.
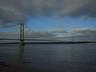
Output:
0,41,96,44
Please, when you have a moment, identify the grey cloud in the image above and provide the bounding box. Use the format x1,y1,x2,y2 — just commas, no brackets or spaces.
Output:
0,31,56,39
58,0,96,17
49,29,67,33
72,28,96,35
2,27,96,39
29,32,56,39
70,28,96,41
0,27,96,41
0,0,96,26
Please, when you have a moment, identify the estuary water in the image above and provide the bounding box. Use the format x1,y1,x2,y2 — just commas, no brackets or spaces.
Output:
0,43,96,72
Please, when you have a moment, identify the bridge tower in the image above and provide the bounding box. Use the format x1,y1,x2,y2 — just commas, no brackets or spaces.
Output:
19,23,24,64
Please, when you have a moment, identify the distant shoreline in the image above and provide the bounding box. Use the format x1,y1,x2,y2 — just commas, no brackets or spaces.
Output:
0,41,96,44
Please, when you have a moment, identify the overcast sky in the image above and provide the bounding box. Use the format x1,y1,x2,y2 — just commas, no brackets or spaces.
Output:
0,0,96,41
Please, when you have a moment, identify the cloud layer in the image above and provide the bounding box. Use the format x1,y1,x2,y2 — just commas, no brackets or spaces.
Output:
0,27,96,41
0,0,96,25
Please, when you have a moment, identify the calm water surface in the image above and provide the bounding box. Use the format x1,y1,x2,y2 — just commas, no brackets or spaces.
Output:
0,43,96,72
